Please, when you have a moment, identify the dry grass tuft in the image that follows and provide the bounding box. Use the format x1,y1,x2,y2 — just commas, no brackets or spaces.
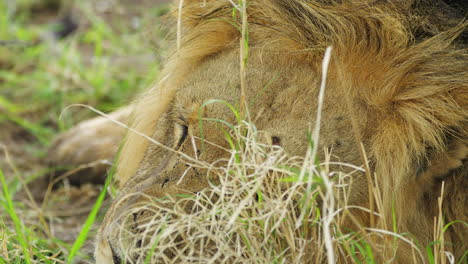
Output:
117,121,344,263
109,119,436,264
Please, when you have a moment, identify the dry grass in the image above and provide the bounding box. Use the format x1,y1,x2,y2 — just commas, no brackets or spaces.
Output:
110,118,450,264
114,121,356,263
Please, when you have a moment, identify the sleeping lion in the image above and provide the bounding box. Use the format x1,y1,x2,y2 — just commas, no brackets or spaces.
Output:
48,0,467,263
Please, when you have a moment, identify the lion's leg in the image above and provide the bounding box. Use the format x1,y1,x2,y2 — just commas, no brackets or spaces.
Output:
47,106,132,185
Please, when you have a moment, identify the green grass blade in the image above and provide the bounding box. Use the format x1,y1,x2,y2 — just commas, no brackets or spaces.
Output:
425,241,437,264
66,169,113,263
0,168,31,264
0,95,24,113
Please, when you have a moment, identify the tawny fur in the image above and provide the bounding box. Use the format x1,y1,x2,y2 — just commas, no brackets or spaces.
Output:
49,0,467,263
47,107,131,184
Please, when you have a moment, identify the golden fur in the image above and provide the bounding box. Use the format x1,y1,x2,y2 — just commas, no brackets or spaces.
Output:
49,0,467,263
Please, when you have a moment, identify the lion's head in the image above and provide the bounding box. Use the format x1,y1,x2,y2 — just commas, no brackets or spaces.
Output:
93,0,467,263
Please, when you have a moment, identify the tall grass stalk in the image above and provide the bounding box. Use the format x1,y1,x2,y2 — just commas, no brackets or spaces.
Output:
239,0,249,118
176,0,184,50
311,46,335,264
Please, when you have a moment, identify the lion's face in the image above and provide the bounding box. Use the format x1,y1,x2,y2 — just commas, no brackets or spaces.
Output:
135,48,364,191
96,47,369,263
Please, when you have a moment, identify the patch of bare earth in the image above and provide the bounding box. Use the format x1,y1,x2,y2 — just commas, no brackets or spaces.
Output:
0,0,168,261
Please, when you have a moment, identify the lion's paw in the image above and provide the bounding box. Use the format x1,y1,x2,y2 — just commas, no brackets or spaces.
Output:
46,108,131,185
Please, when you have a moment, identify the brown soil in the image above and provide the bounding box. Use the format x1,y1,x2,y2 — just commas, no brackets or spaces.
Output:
0,0,169,262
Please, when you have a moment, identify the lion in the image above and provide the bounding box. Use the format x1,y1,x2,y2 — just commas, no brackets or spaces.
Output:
48,0,467,263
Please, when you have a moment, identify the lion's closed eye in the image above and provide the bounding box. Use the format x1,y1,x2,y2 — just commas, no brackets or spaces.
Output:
110,244,122,264
175,124,189,149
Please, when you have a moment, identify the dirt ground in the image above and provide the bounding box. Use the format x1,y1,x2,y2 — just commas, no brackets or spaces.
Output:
0,0,169,261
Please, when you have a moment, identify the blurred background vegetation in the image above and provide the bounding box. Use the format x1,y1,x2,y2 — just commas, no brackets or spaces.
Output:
0,0,170,262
